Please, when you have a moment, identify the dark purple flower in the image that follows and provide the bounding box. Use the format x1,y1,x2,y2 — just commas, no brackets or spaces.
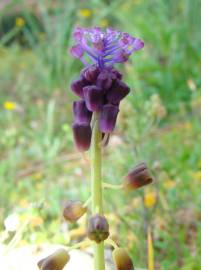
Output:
73,100,92,124
83,85,103,112
96,70,116,90
107,80,130,105
99,104,119,133
70,27,144,68
71,78,88,98
81,65,100,83
72,123,92,151
111,68,123,80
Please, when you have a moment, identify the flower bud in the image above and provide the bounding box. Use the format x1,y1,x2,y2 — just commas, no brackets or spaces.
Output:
81,65,100,83
107,79,130,105
71,78,88,98
87,214,109,243
72,122,92,151
37,248,70,270
83,85,103,112
112,247,134,270
73,100,92,124
63,200,87,223
99,104,119,133
123,162,153,190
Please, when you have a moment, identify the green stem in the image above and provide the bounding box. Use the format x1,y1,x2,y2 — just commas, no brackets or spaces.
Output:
91,112,105,270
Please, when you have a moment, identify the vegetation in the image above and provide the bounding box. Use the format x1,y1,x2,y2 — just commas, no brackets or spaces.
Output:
0,1,201,269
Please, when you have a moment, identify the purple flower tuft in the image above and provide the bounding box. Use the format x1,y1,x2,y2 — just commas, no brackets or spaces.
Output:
70,27,144,68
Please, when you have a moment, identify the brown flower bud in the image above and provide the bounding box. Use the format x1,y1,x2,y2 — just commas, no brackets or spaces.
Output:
123,162,153,190
63,200,87,223
112,247,134,270
87,214,109,243
37,248,70,270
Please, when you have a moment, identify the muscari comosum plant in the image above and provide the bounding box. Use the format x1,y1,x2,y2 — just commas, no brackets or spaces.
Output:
38,27,154,270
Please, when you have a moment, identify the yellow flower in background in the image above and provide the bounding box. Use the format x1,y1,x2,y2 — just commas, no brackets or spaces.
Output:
19,199,29,208
144,192,157,208
3,101,16,110
192,171,201,181
15,17,25,27
100,19,109,27
163,179,176,189
78,9,92,18
183,122,192,130
30,216,44,227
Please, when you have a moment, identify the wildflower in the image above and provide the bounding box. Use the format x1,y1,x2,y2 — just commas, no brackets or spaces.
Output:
3,101,16,110
123,162,153,190
78,8,92,18
70,27,144,151
15,17,25,27
87,214,109,243
112,247,134,270
144,191,157,208
37,249,70,270
63,200,87,223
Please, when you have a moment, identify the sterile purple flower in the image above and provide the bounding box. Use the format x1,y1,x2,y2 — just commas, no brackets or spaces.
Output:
70,27,144,67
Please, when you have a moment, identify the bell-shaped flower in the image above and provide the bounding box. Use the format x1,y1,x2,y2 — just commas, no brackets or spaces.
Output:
113,247,134,270
63,200,87,223
123,162,153,190
99,104,119,133
37,249,70,270
83,85,104,112
72,122,92,151
73,100,92,124
107,80,130,105
87,214,109,243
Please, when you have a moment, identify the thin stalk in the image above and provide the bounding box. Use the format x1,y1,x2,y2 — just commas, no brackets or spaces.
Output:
91,112,105,270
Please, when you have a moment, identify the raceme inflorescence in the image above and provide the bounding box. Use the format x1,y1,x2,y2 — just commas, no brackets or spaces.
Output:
38,27,153,270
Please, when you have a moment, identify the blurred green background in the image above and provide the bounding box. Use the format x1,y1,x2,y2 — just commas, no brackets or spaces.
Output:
0,0,201,269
